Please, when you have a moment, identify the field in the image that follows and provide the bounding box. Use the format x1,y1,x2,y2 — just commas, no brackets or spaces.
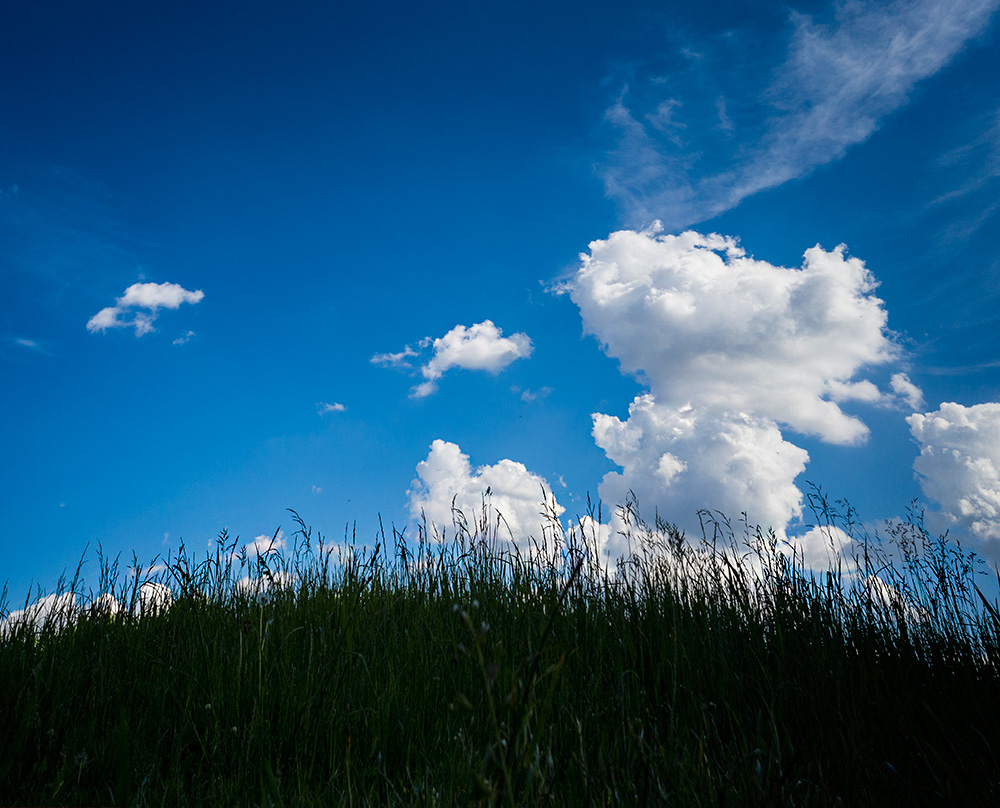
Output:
2,494,999,806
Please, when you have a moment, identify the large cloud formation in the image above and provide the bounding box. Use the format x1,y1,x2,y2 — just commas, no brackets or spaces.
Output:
603,0,999,228
373,320,533,398
87,281,204,337
408,439,564,551
907,402,1000,552
570,226,912,537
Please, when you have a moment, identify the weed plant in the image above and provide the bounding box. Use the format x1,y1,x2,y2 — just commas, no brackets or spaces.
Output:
2,493,999,806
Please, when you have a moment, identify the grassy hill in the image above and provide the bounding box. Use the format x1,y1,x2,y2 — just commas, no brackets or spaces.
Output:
2,498,999,806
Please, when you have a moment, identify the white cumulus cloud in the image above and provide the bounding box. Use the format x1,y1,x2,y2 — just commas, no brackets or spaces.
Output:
87,281,204,337
570,226,910,537
907,401,1000,554
0,592,77,636
132,581,173,616
593,396,810,541
786,524,854,572
408,439,564,551
374,320,533,398
235,571,296,600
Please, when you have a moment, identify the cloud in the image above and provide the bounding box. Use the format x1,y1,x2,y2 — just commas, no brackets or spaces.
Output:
512,385,553,402
421,320,533,384
786,524,854,572
570,226,908,536
130,562,167,579
235,571,296,601
890,372,925,411
374,320,533,398
370,345,418,368
0,592,77,636
0,586,175,636
567,514,621,564
89,593,121,616
573,227,902,442
8,337,52,356
317,402,346,414
408,439,564,551
132,581,173,616
907,402,1000,554
241,530,286,559
1,170,146,314
172,330,197,345
87,281,204,337
862,575,928,623
410,380,438,399
593,396,810,540
603,0,999,227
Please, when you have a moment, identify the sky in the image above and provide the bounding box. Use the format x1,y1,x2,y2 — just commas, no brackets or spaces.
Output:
3,0,1000,603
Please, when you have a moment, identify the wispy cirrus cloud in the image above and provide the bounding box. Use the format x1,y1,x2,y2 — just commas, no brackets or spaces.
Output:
87,281,204,337
511,385,553,402
8,337,52,356
370,345,418,369
603,0,1000,228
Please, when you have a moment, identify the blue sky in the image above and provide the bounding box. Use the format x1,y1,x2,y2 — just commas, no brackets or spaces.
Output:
3,0,1000,602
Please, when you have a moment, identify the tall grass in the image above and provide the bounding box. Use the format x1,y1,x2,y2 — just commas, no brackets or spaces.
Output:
2,494,999,806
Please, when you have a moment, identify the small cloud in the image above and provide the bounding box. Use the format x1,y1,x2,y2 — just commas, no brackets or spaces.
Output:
370,346,418,368
228,531,287,563
408,439,564,552
89,594,121,616
863,576,927,623
312,485,323,495
423,320,533,382
10,337,51,356
514,385,553,402
87,281,204,337
890,372,925,411
376,320,533,398
410,380,438,399
235,570,296,598
715,96,734,132
785,525,853,571
317,402,346,414
133,582,173,616
246,530,286,556
173,330,197,345
129,563,167,578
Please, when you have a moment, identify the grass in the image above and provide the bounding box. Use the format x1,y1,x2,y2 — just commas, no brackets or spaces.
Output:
2,492,999,806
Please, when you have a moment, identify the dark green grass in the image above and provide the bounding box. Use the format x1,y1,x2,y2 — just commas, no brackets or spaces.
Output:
2,495,999,806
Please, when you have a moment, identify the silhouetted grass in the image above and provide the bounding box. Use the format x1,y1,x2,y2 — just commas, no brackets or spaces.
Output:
2,494,999,806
